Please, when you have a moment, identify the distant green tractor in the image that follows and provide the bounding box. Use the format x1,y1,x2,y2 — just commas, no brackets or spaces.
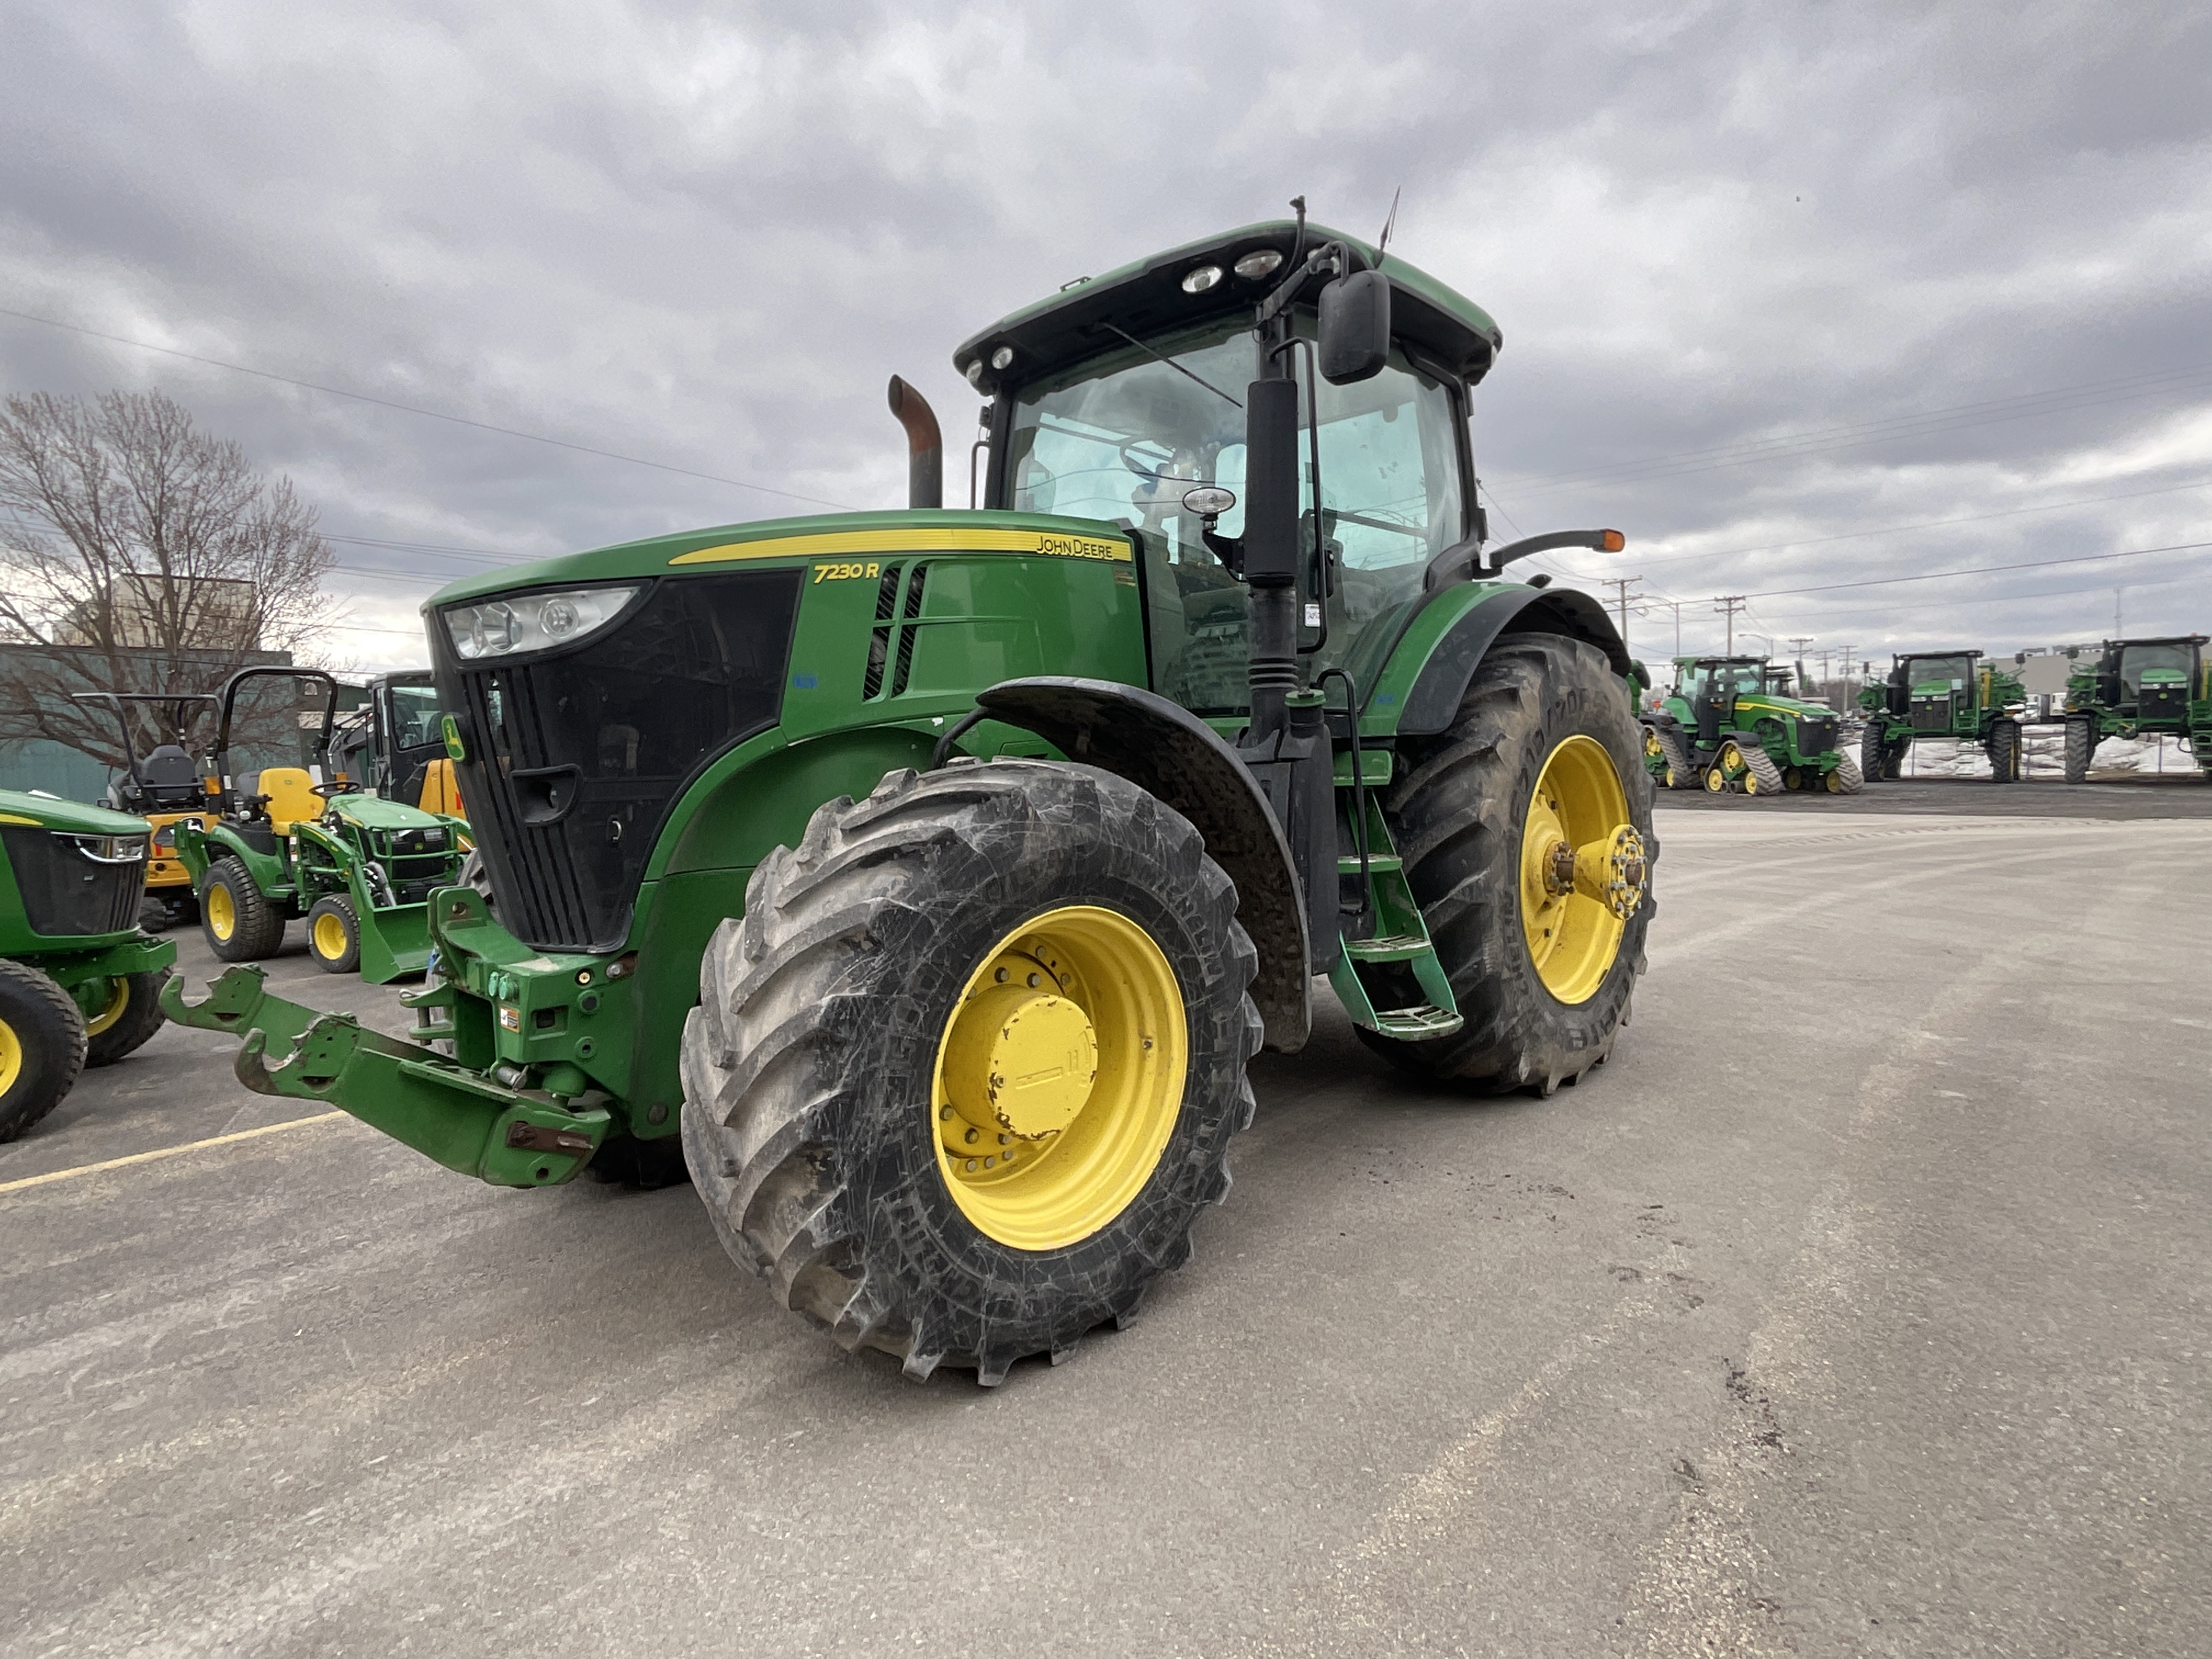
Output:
0,789,175,1140
2061,635,2212,783
1641,655,1859,795
172,667,470,981
1858,651,2028,782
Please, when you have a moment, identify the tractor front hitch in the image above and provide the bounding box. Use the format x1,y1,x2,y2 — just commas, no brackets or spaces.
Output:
162,965,612,1187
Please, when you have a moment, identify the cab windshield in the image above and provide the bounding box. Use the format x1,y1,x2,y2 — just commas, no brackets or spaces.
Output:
1002,315,1467,714
2119,642,2196,692
1681,662,1764,697
1906,656,1972,690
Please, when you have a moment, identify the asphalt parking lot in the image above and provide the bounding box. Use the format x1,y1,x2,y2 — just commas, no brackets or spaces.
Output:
5,785,2208,1657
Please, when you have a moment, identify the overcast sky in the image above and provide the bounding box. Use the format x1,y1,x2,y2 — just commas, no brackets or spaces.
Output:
3,1,2207,676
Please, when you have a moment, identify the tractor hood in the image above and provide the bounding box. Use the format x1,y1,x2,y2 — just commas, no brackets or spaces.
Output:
0,787,150,838
331,793,456,833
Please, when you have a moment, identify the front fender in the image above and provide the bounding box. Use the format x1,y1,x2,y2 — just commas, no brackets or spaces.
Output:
971,676,1311,1054
1391,585,1632,737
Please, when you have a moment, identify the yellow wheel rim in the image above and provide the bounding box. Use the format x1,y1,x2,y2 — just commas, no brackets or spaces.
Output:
932,905,1187,1251
312,911,351,961
1826,768,1845,793
1703,761,1725,793
1784,767,1803,789
84,977,129,1037
0,1016,21,1097
1519,735,1647,1006
206,882,236,941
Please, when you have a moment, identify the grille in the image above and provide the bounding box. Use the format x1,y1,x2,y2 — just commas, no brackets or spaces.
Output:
1795,716,1836,757
443,571,800,952
2141,685,2186,719
1910,695,1952,733
1,828,144,938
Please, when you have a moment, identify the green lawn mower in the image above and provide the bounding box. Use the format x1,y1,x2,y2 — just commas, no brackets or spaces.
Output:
1641,655,1860,794
170,209,1658,1383
172,667,469,982
0,788,175,1140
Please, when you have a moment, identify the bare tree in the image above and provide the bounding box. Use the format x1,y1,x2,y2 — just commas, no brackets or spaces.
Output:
0,390,337,767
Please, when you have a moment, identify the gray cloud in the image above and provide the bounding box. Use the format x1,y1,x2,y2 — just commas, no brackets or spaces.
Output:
3,0,2206,672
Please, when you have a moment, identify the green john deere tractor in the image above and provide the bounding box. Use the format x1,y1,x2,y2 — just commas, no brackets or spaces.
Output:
168,212,1657,1383
1640,655,1859,795
2061,635,2212,783
172,666,470,981
0,789,175,1140
1858,651,2028,782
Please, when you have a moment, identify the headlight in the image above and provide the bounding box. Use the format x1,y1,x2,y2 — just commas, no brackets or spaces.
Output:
1234,248,1284,279
1181,264,1224,294
64,833,148,864
445,585,641,661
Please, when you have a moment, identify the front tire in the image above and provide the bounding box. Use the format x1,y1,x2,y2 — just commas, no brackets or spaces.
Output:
201,855,286,961
306,895,362,974
680,761,1261,1385
1360,635,1656,1094
0,958,88,1142
82,970,170,1067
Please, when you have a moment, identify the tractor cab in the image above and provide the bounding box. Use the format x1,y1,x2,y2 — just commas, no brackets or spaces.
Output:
1893,651,1979,735
330,672,466,818
2108,637,2206,721
70,690,223,927
1642,654,1851,794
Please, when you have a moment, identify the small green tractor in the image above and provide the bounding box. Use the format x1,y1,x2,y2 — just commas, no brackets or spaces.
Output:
1858,651,2028,782
172,667,470,981
170,211,1657,1383
1640,655,1860,794
2061,635,2212,783
0,788,175,1140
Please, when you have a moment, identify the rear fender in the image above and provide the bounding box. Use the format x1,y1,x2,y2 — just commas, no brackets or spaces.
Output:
972,676,1312,1054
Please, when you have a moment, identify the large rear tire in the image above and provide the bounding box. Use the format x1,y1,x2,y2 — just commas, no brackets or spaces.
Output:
201,855,286,961
680,761,1261,1385
0,958,87,1142
1359,635,1655,1095
82,970,170,1068
1988,719,2022,784
2064,718,2094,784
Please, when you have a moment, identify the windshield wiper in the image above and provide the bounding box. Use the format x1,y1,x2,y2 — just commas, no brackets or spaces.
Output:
1094,323,1243,409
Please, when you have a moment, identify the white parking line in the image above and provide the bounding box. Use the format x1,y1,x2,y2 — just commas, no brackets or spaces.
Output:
0,1112,349,1197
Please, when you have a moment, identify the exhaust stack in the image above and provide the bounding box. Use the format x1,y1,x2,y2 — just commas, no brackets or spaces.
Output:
887,376,943,509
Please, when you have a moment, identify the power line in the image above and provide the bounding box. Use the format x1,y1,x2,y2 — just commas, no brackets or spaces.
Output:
1491,362,2212,497
0,303,853,512
1714,595,1747,654
1743,539,2211,601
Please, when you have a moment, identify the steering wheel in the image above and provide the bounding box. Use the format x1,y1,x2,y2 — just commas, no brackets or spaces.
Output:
311,782,350,799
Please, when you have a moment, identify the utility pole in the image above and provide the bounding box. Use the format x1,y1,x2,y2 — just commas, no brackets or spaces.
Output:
2115,585,2125,636
1788,635,1814,686
1600,576,1642,656
1714,595,1747,656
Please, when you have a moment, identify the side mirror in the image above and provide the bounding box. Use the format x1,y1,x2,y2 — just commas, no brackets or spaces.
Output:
1318,268,1391,385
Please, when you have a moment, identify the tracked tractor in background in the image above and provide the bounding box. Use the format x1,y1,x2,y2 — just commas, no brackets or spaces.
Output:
71,691,223,930
1858,651,2028,782
0,788,174,1140
171,667,470,981
2061,635,2212,783
1641,655,1860,795
167,210,1657,1384
329,671,470,821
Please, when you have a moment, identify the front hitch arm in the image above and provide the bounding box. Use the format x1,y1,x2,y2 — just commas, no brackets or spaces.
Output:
162,966,611,1187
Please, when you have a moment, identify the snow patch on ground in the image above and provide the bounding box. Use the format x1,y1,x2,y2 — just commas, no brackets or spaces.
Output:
1883,729,2202,779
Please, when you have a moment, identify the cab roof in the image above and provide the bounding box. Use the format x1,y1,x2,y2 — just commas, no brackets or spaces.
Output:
952,219,1504,399
1673,654,1769,667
